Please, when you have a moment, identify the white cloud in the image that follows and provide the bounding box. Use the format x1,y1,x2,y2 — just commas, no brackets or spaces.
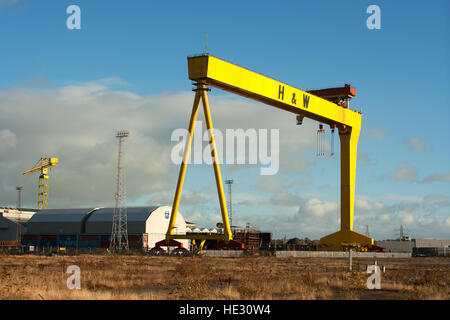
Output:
1,83,448,241
394,162,417,182
358,153,372,166
405,137,429,152
0,0,19,9
383,194,423,203
364,128,389,139
270,192,302,207
254,175,285,192
0,84,188,208
445,217,450,228
355,198,385,212
397,211,415,225
0,129,16,151
420,172,450,183
302,198,338,217
0,83,319,209
378,213,391,222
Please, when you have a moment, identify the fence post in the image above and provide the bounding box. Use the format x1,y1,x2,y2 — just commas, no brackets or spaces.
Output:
348,249,353,271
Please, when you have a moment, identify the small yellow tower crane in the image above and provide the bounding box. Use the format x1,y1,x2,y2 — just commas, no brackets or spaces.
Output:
23,157,59,210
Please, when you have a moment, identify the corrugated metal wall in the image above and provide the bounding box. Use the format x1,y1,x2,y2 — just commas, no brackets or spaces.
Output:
21,206,189,251
414,238,450,248
0,216,26,242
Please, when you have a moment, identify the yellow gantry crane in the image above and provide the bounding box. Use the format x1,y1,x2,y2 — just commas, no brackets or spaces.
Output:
23,157,58,210
166,54,373,251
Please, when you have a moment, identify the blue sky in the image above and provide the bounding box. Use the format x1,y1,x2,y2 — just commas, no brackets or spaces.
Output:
0,0,449,240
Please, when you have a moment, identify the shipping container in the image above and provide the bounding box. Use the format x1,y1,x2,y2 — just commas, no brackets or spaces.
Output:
129,241,142,249
79,240,100,248
128,234,141,241
58,234,78,247
38,240,57,247
58,234,77,241
100,234,111,241
22,240,38,247
41,235,57,241
22,234,39,241
100,241,110,248
80,235,99,241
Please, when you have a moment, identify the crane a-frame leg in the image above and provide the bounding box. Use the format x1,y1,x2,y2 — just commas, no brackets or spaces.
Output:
320,126,373,250
165,83,233,244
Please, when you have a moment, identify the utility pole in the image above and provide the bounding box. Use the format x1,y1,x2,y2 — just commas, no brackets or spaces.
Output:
225,179,233,231
365,225,370,237
109,130,130,253
16,186,23,245
395,225,408,240
348,248,353,271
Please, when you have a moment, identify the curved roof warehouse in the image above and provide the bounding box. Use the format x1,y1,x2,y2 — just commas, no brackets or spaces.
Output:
25,206,188,249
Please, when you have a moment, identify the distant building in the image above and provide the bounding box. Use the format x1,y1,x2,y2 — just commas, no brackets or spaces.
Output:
22,206,189,250
0,216,25,243
0,207,36,223
0,207,36,243
413,238,450,248
374,239,414,253
375,238,450,256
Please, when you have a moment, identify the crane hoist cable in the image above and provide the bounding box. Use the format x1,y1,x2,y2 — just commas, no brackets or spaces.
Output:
330,125,336,156
317,124,326,156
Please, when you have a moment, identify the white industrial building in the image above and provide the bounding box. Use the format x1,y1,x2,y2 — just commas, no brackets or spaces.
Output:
0,207,36,222
0,216,25,243
84,206,189,248
0,207,36,242
23,205,189,249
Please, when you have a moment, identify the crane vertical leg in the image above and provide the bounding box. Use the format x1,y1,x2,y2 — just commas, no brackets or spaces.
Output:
166,83,233,243
166,89,202,241
320,127,373,250
200,85,232,242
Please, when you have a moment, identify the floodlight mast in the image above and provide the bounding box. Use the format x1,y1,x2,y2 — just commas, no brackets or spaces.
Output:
110,130,130,253
16,186,23,245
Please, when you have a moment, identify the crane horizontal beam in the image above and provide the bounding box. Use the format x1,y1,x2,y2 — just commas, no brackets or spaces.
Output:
23,157,58,175
187,55,362,129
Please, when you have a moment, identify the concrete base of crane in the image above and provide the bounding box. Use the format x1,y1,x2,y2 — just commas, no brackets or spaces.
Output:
320,229,374,251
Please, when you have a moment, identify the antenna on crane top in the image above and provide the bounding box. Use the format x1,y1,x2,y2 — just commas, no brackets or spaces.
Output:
205,31,208,54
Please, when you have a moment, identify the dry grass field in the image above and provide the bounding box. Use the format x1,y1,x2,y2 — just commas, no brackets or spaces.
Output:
0,253,448,300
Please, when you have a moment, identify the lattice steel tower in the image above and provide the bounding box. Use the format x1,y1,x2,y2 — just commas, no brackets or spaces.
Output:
109,130,130,253
225,179,233,230
16,186,23,244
